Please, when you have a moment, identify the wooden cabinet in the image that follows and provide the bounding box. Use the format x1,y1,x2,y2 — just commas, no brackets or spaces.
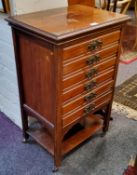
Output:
68,0,95,7
7,5,129,171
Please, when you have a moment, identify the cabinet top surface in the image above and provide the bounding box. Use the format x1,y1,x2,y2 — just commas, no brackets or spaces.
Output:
7,5,130,40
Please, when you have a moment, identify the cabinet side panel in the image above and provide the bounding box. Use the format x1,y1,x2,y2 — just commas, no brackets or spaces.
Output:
18,34,55,124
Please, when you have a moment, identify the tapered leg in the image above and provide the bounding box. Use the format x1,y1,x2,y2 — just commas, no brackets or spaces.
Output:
53,145,62,172
96,107,113,121
103,103,112,132
21,109,29,143
52,165,59,172
53,155,61,172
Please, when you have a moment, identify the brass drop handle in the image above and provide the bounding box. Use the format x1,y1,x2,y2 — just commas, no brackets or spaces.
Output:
84,92,96,102
88,40,103,51
85,68,98,79
95,55,101,62
96,40,103,47
87,55,101,65
84,80,97,91
88,41,97,51
84,104,95,115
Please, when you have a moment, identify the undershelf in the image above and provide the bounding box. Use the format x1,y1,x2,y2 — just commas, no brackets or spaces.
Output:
27,115,103,156
63,115,103,155
27,123,54,155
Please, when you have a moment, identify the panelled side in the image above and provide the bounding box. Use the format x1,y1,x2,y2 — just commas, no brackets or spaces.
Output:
17,33,55,126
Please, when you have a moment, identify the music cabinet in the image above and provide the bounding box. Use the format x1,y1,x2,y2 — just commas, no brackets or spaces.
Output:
7,5,129,171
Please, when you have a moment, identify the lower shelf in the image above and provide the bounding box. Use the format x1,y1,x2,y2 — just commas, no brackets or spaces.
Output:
63,115,103,155
27,115,103,156
27,123,54,155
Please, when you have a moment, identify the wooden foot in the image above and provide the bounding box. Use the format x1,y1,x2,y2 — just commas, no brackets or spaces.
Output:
52,166,59,173
110,117,113,121
103,125,109,133
22,138,28,143
22,133,29,143
100,131,106,137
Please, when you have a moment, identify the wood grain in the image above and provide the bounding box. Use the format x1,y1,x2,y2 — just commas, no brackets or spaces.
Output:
63,44,118,75
68,0,95,7
63,31,120,61
63,80,114,114
19,34,55,124
62,115,102,155
63,92,112,127
63,57,117,89
63,69,115,102
7,5,130,40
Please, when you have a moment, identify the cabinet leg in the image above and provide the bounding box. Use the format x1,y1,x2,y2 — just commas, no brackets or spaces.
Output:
110,117,113,121
100,132,106,137
98,108,113,121
21,109,29,142
53,146,62,172
103,103,112,132
22,137,29,143
53,154,61,172
52,165,59,172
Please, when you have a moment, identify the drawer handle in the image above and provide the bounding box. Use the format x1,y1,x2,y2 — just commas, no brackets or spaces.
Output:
88,40,103,51
84,105,95,115
86,68,98,79
84,93,96,102
96,40,103,46
84,80,97,91
87,55,100,65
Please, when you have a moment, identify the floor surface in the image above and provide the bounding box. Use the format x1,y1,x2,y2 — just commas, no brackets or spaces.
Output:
0,110,137,175
116,60,137,86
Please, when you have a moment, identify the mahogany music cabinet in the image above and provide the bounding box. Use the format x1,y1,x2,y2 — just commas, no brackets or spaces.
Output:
7,5,129,171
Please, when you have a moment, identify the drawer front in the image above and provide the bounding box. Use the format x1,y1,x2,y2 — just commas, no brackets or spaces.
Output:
63,57,116,89
63,80,114,115
63,44,118,75
63,92,112,127
63,30,120,60
63,69,114,102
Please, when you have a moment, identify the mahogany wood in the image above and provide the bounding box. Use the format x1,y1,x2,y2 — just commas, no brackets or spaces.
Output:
7,5,130,170
27,124,54,155
63,57,116,90
68,0,95,7
62,115,102,155
63,68,115,102
63,92,112,127
63,44,119,68
63,80,114,114
63,56,117,81
63,30,120,60
7,5,129,40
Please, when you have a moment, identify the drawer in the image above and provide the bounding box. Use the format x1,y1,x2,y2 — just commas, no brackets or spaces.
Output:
63,30,120,60
63,69,115,102
63,92,112,128
63,57,116,89
63,44,118,75
63,80,114,115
